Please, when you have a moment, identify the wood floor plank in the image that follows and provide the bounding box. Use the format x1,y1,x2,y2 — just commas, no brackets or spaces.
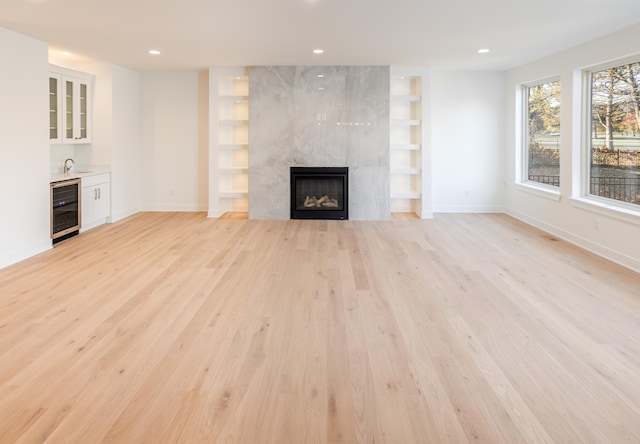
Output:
0,211,639,443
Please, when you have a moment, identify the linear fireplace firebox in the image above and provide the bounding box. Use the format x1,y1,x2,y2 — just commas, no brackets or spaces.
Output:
290,167,348,220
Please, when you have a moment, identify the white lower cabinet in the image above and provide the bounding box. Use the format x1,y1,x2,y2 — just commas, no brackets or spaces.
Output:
81,173,110,231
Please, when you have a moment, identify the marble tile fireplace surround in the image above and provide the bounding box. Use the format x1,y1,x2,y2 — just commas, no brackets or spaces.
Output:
248,66,390,220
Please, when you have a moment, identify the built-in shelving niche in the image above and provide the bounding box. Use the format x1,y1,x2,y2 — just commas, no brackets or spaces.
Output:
390,69,431,218
213,69,249,215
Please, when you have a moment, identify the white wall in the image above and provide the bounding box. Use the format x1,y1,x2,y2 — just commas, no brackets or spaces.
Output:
505,23,640,272
111,65,141,221
79,62,141,222
139,72,203,211
0,28,51,269
431,70,506,212
81,63,113,168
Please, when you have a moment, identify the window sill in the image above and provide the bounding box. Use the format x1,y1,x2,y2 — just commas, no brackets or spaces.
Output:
514,182,561,201
570,197,640,227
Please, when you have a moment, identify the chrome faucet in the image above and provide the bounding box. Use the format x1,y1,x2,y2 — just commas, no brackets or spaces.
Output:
63,158,75,175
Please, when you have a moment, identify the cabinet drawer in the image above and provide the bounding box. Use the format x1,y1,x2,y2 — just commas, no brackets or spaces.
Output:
81,173,109,188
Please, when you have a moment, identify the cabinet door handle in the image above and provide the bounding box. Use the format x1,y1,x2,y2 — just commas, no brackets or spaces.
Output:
94,189,97,200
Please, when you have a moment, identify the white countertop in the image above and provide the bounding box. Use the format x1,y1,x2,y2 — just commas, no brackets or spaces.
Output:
50,166,111,183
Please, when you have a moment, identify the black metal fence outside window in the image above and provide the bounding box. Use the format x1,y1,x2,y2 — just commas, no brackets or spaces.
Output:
527,175,640,204
528,175,560,187
528,147,640,204
590,176,640,204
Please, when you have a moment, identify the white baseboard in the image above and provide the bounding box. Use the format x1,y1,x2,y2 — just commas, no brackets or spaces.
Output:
80,218,109,233
433,204,505,213
141,204,202,212
0,239,51,270
506,208,640,274
110,207,138,224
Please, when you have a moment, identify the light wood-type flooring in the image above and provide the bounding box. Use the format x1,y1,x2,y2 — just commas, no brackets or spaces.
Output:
1,212,639,443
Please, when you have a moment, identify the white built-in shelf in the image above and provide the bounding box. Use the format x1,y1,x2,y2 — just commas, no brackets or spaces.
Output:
220,119,248,126
220,190,248,198
392,95,421,102
220,95,249,101
220,167,249,174
391,144,421,151
391,168,421,175
220,144,249,151
391,191,421,199
391,119,421,126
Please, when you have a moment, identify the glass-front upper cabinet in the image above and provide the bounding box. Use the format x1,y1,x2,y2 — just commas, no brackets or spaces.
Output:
49,75,62,143
63,76,91,143
49,65,93,145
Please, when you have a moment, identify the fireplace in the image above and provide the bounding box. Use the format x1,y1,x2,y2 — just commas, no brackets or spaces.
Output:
290,167,348,220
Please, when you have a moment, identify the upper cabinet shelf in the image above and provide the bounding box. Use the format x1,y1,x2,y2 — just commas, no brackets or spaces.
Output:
49,65,94,145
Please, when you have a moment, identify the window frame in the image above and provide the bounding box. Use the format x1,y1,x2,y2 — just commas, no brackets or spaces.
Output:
517,76,562,199
582,56,640,214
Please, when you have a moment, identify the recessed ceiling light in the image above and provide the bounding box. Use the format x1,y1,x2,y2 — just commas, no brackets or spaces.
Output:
313,49,324,54
62,51,71,56
478,48,490,54
317,74,325,78
149,49,161,55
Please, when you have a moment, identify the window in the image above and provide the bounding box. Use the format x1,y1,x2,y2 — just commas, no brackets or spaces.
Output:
524,80,561,187
588,62,640,207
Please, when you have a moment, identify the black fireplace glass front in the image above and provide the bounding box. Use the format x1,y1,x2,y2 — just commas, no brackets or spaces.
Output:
290,167,348,220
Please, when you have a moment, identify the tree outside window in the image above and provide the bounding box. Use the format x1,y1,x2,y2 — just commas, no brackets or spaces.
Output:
590,63,640,206
526,80,561,187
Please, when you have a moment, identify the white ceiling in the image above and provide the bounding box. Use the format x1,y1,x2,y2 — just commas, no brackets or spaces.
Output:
2,0,640,71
